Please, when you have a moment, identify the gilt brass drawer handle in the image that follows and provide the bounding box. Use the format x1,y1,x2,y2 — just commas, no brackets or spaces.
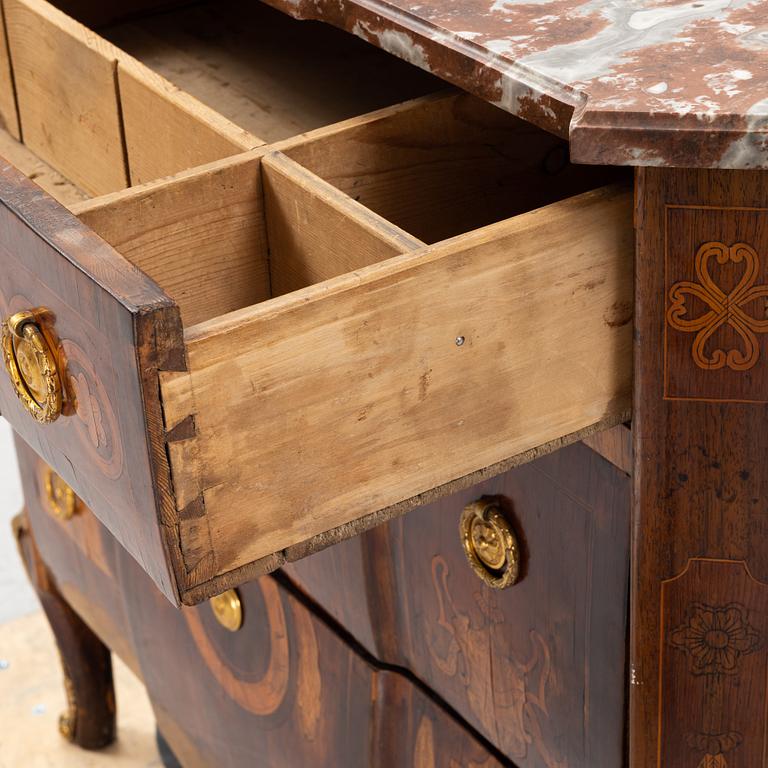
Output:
460,498,520,589
44,467,78,521
2,310,63,423
210,589,243,632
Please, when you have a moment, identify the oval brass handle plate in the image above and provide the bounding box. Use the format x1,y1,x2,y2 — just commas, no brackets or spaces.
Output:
44,467,78,521
2,310,62,423
210,589,243,632
460,498,520,589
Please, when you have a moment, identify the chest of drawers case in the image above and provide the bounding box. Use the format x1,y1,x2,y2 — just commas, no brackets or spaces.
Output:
5,0,765,767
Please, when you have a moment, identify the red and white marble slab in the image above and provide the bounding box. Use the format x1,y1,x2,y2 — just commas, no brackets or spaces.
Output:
265,0,768,169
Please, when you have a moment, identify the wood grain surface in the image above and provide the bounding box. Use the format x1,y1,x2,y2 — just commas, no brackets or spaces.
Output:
160,182,633,591
5,0,129,194
263,152,425,296
281,91,626,244
0,159,185,603
285,440,631,768
74,152,271,327
0,4,20,140
632,167,768,768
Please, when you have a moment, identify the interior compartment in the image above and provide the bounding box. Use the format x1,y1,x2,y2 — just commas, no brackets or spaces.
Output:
0,0,438,197
281,91,630,244
96,0,440,142
72,90,631,327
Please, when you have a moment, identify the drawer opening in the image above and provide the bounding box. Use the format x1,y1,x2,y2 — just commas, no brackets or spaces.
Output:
74,90,632,328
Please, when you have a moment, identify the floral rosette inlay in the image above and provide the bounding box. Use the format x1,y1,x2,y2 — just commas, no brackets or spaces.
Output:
670,602,760,677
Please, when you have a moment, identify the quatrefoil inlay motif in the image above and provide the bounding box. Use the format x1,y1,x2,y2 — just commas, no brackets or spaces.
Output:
667,241,768,371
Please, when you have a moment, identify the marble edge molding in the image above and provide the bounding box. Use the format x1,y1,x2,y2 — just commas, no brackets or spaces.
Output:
264,0,768,171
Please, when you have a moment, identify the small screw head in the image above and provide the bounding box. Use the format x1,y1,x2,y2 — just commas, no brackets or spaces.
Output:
455,336,465,347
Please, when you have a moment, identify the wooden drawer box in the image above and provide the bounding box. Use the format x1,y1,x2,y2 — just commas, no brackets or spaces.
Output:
0,0,634,605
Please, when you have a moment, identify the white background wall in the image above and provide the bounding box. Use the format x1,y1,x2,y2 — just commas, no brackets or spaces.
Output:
0,422,36,623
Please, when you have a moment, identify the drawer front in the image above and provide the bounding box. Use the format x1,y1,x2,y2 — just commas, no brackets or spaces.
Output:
15,436,141,673
118,557,506,768
0,163,185,601
284,441,631,767
15,443,505,768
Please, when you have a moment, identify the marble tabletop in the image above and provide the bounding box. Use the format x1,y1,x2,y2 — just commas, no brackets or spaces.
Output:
267,0,768,169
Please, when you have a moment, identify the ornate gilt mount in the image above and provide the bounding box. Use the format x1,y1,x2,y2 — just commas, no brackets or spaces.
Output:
2,309,63,423
44,467,78,521
460,498,520,589
210,589,243,632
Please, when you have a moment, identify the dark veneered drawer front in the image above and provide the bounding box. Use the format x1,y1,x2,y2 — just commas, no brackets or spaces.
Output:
0,162,184,601
284,441,631,767
15,438,505,768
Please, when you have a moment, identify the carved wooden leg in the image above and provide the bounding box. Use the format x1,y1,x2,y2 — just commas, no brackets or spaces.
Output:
13,513,116,750
631,168,768,768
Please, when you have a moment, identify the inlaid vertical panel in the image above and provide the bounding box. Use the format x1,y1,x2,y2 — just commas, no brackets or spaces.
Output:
633,167,768,768
659,559,768,768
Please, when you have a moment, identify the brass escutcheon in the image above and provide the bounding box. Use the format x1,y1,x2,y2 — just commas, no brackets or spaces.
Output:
210,589,243,632
2,310,62,423
460,498,520,589
45,467,78,521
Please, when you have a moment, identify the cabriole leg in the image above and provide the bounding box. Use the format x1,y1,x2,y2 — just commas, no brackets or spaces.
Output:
13,512,116,750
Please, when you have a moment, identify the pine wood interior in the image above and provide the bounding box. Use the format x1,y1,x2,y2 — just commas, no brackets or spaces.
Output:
281,93,628,244
98,0,440,142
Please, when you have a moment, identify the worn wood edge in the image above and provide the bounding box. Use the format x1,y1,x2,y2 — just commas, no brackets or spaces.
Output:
581,422,633,475
0,0,21,140
135,304,187,606
178,408,630,604
184,181,632,344
268,88,456,156
0,158,178,309
281,408,632,560
69,147,266,218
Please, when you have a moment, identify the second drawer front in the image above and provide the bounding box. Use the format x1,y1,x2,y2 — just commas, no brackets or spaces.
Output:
284,441,631,767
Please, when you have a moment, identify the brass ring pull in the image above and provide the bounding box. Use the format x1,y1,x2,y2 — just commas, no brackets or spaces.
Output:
460,498,520,589
210,589,243,632
2,310,63,423
44,467,78,521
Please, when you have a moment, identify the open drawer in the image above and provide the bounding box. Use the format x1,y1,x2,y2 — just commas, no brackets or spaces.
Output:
0,0,633,605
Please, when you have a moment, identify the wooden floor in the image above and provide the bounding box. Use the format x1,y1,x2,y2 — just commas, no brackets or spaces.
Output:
0,612,159,766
